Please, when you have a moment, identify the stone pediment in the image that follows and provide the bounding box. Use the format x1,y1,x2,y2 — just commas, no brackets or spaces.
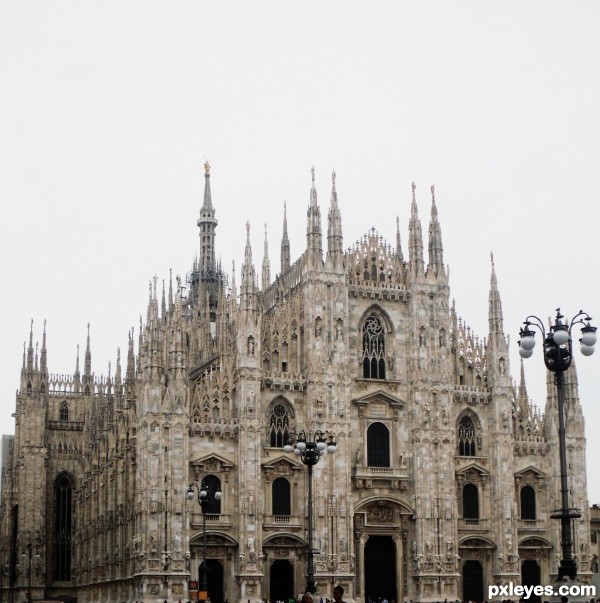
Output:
514,465,546,480
190,453,234,482
262,455,303,481
352,389,404,410
456,462,489,482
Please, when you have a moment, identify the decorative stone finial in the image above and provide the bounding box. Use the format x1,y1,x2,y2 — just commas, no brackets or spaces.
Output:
311,166,315,184
431,184,435,202
204,161,211,175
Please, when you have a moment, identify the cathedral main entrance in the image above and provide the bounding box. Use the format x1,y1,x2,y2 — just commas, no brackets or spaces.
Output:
270,559,294,602
199,559,224,603
521,560,541,603
364,536,396,603
462,560,483,602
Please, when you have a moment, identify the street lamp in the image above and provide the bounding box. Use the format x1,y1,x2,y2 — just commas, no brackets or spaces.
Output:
187,480,222,601
518,308,597,580
283,429,337,594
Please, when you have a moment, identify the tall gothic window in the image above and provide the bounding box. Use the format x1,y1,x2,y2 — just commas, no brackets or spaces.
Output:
463,483,479,520
362,315,386,379
367,422,390,467
59,402,69,422
272,477,291,516
520,485,536,520
458,416,476,456
269,403,290,447
202,475,222,514
54,475,72,581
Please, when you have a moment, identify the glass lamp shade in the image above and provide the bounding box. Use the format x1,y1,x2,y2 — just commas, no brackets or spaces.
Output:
519,347,534,359
316,440,326,451
214,490,222,501
327,443,337,453
580,343,595,357
283,444,293,453
552,328,570,345
581,326,597,347
294,449,302,456
296,441,306,452
520,335,536,351
186,489,194,501
200,489,208,499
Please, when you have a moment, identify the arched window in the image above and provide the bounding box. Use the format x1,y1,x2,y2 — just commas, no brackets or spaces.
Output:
520,485,536,520
202,475,222,514
367,422,390,467
463,483,479,520
269,403,290,447
54,475,72,581
458,416,477,456
272,477,291,516
59,402,69,422
362,315,386,379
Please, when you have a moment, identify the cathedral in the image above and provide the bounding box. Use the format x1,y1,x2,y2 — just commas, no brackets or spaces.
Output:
0,164,592,603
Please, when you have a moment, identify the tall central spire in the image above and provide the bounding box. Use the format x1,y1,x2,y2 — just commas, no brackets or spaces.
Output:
197,161,218,276
306,166,323,268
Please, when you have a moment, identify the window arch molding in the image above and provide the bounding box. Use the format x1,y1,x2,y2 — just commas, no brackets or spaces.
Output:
267,397,295,448
366,421,391,467
53,471,76,582
456,410,482,456
359,305,394,380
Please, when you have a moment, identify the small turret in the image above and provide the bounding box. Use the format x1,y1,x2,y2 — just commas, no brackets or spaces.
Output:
306,167,323,268
427,184,445,279
198,161,218,276
262,223,271,291
408,182,425,276
326,169,344,265
281,202,290,274
240,222,257,312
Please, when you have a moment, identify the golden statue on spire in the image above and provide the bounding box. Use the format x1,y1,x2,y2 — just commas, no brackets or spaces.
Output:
204,161,211,175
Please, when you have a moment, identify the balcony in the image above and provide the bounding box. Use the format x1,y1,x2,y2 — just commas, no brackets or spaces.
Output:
458,518,490,532
353,465,409,489
190,513,233,529
263,515,303,531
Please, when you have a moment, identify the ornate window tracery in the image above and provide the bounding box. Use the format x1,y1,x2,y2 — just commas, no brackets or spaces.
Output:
362,315,386,379
458,416,476,456
269,403,290,448
59,402,69,422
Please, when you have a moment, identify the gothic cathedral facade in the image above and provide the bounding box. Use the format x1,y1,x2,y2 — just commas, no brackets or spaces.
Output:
0,165,592,603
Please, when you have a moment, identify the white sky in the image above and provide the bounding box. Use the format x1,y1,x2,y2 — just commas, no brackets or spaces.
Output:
1,2,599,502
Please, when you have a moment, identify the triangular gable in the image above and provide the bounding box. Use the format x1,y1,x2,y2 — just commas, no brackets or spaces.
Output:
455,461,489,478
262,454,303,476
514,465,546,479
352,389,404,409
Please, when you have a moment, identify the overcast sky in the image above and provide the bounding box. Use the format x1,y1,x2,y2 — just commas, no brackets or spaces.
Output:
1,2,599,502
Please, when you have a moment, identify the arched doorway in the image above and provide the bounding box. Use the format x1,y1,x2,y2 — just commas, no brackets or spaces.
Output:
365,536,396,603
522,560,541,603
462,560,483,602
198,559,224,603
270,559,294,602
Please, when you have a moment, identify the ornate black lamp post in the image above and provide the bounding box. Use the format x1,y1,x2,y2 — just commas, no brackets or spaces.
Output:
518,309,597,580
284,429,337,594
187,480,222,600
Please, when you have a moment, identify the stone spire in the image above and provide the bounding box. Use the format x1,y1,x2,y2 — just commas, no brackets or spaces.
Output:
306,166,323,268
40,319,47,375
84,323,92,377
26,319,34,371
240,222,257,312
197,160,218,276
326,169,344,262
262,223,271,291
281,202,290,274
408,182,425,275
396,216,405,264
427,184,445,278
488,253,504,339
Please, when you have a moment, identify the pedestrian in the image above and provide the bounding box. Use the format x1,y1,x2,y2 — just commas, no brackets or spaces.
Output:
333,585,346,603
